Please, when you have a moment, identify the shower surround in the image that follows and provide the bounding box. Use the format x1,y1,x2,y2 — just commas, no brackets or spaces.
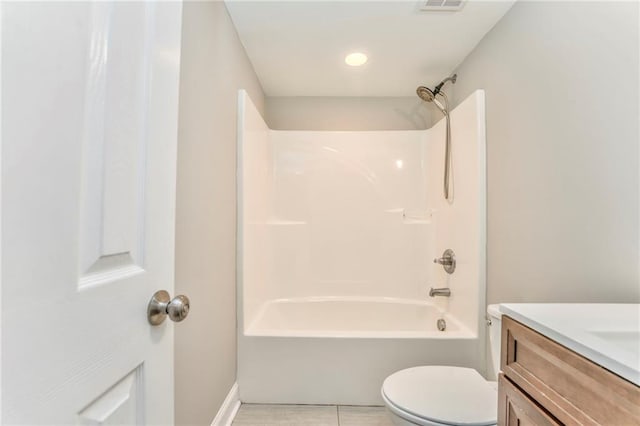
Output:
237,90,486,404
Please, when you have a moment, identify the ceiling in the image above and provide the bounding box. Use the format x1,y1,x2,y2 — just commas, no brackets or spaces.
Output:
225,0,516,97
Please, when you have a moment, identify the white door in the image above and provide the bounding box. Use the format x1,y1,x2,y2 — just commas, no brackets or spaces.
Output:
2,1,183,424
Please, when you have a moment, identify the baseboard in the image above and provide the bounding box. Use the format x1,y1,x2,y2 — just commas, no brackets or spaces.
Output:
210,383,241,426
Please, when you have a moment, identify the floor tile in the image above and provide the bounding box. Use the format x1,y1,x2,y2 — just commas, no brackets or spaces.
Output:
338,406,394,426
232,404,339,426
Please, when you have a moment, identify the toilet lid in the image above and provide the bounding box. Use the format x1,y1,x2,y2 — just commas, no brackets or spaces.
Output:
382,366,497,426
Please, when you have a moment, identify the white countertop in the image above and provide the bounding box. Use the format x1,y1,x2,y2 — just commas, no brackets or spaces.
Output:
499,303,640,386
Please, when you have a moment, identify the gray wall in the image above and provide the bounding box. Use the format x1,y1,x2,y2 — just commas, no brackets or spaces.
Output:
175,2,265,424
451,1,639,304
266,96,434,130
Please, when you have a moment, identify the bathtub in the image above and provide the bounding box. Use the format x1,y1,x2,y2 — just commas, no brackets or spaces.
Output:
245,297,475,338
238,297,484,405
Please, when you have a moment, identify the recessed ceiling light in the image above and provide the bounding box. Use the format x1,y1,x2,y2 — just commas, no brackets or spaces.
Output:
345,52,368,67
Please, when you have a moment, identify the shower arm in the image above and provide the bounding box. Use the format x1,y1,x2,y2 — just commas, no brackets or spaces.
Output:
433,75,458,97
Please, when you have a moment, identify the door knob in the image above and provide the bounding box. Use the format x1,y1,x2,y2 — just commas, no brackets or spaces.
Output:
147,290,190,325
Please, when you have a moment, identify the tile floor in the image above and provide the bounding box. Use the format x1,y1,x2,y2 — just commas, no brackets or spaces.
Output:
232,404,394,426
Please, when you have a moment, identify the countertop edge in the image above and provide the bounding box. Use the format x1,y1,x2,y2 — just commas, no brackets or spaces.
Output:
499,304,640,387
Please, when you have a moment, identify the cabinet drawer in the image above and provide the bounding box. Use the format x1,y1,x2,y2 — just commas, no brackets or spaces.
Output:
501,316,640,425
498,374,560,426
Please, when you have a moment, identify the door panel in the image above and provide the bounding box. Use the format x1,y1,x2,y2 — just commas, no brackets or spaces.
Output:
78,366,143,426
79,2,151,288
2,2,182,424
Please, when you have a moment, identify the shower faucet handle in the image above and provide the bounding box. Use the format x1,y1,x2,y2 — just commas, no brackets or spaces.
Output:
433,249,456,274
434,256,453,266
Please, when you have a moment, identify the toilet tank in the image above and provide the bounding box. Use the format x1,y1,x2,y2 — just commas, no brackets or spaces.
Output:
486,304,503,381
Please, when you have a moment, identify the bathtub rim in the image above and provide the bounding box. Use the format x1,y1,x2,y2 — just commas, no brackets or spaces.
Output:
244,296,477,339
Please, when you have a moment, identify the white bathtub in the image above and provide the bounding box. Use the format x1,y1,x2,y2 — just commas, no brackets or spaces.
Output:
245,297,475,338
239,297,484,405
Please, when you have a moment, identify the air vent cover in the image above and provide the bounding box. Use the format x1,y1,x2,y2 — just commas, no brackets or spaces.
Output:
419,0,466,12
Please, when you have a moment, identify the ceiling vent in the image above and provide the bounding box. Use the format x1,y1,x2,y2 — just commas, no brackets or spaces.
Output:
419,0,466,12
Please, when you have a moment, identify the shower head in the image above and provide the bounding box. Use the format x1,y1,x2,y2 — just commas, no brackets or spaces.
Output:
416,74,457,103
416,73,457,115
417,85,447,115
416,86,435,102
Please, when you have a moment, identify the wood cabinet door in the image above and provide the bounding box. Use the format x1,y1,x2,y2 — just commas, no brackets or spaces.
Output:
498,374,561,426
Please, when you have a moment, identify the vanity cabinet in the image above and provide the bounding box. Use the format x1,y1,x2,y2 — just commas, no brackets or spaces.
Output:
498,316,640,425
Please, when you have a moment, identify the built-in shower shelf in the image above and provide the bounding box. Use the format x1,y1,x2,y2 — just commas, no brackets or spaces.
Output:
384,208,434,224
265,219,307,225
403,219,431,225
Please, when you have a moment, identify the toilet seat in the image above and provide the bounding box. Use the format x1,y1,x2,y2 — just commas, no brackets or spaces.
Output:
381,366,497,426
382,391,452,426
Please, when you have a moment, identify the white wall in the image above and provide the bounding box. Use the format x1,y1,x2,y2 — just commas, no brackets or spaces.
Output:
451,1,639,304
238,90,273,329
428,91,487,335
266,97,433,130
175,2,265,425
266,129,431,302
241,91,487,336
242,101,434,327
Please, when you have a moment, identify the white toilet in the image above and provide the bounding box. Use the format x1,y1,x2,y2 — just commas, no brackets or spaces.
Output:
381,305,503,426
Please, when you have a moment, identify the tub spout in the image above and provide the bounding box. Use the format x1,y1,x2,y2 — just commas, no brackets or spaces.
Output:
429,287,451,297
